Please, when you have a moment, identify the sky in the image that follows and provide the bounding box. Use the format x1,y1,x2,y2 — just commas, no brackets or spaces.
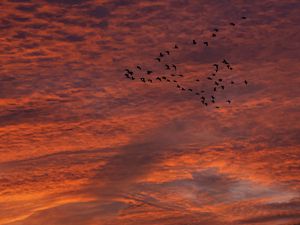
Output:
0,0,300,224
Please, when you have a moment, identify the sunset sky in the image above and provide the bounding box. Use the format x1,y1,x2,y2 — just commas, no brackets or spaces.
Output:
0,0,300,224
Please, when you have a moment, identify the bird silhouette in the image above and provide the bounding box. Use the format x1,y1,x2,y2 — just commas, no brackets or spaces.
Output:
203,41,208,46
213,64,219,72
241,16,247,19
195,92,200,95
214,87,217,91
215,81,219,86
212,99,215,103
165,50,170,55
172,64,177,70
171,74,176,77
137,66,142,70
174,44,178,49
177,84,181,88
178,74,184,77
173,80,177,82
221,85,225,89
226,100,231,104
181,88,185,91
230,22,235,26
131,76,135,80
218,78,223,82
211,95,215,99
212,33,216,37
167,79,171,82
215,106,220,109
231,81,235,84
188,88,193,92
125,74,130,79
147,70,153,75
214,28,219,32
156,77,162,81
201,90,205,93
207,77,212,80
162,76,167,80
140,78,146,82
212,73,216,76
148,79,152,83
165,64,170,70
196,79,200,82
155,57,161,62
160,52,164,57
223,59,229,64
244,80,248,85
193,40,197,45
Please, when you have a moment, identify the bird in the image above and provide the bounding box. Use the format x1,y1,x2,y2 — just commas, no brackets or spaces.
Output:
188,88,193,92
159,52,164,57
223,59,229,64
162,76,167,80
205,103,208,106
195,92,200,95
165,50,170,55
203,41,208,46
213,64,219,72
226,100,231,104
212,33,216,37
221,85,224,89
196,79,200,82
214,28,219,32
172,64,177,70
178,74,184,77
147,70,153,75
137,66,142,70
212,73,216,76
148,79,152,83
244,80,248,85
207,77,212,80
177,84,181,88
171,74,176,77
231,81,235,84
215,106,220,109
156,77,162,81
214,87,217,91
181,88,185,91
211,99,215,103
211,95,215,99
201,96,205,100
124,74,130,79
201,90,205,93
173,80,177,82
215,81,219,86
193,40,197,45
218,78,223,82
174,44,178,49
125,69,132,74
140,78,146,82
241,16,247,19
165,64,170,70
131,76,135,80
167,79,171,82
155,57,161,62
230,22,235,26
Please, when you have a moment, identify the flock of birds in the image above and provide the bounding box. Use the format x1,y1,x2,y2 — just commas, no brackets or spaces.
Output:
123,17,249,109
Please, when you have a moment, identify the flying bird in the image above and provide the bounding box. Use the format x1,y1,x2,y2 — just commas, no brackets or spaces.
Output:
173,80,177,82
182,88,185,91
165,50,170,55
230,22,236,26
241,16,247,19
172,64,177,70
203,41,208,46
167,79,171,82
195,92,200,95
221,85,225,89
244,80,248,85
124,74,130,79
207,77,212,80
212,33,216,37
218,78,223,82
177,84,181,88
196,79,200,82
178,74,184,77
165,64,170,70
193,40,197,45
214,28,219,32
213,87,217,91
223,59,229,64
156,77,162,81
140,78,146,82
162,76,167,80
227,100,231,104
215,106,220,109
231,81,235,84
137,66,142,70
188,88,193,92
159,52,164,57
147,70,153,75
155,57,161,62
148,79,152,83
174,44,178,49
215,81,219,86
